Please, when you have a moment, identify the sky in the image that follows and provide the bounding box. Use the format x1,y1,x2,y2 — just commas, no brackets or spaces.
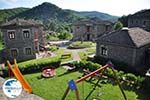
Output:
0,0,150,16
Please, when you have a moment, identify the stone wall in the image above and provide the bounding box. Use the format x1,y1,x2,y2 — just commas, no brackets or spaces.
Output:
96,42,136,66
73,21,112,41
128,16,150,32
1,26,41,62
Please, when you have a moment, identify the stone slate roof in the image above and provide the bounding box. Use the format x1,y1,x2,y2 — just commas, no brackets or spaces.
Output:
97,27,150,48
129,9,150,18
0,19,42,28
73,18,112,26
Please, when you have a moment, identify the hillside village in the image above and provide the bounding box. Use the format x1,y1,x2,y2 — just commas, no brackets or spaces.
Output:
0,2,150,100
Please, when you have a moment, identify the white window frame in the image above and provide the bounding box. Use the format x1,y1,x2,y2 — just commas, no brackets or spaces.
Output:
22,29,30,38
7,30,16,39
100,45,108,56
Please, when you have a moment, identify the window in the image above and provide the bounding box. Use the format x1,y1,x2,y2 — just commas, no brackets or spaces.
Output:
25,48,32,55
131,20,133,24
101,46,108,56
11,49,18,58
86,26,90,32
8,31,15,39
143,21,146,25
136,20,138,24
23,29,30,38
105,25,109,31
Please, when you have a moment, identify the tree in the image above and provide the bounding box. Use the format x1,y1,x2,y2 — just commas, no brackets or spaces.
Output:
114,21,123,30
57,30,73,40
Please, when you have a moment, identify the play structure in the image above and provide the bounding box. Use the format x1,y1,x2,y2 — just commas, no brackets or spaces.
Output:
7,59,32,93
62,62,127,100
42,67,56,78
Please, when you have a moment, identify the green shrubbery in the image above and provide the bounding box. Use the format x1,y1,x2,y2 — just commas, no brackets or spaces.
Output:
68,41,95,49
48,46,59,52
73,60,100,71
72,60,145,90
2,56,61,76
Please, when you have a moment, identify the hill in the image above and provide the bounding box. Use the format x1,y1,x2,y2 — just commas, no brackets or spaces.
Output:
76,11,118,22
11,2,84,23
0,7,28,24
0,2,118,24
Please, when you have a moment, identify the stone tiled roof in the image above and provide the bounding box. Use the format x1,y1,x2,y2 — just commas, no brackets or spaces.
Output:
97,27,150,48
129,9,150,17
1,19,42,28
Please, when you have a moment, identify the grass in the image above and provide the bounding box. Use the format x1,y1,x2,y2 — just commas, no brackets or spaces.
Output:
24,67,138,100
54,48,73,62
79,52,87,60
79,47,96,60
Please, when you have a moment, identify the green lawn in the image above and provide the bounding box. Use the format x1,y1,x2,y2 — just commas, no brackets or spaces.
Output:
24,67,138,100
79,47,96,60
54,48,73,62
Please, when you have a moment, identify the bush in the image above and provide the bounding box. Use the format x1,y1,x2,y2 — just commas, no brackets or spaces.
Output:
68,41,95,49
2,56,61,76
48,46,59,52
72,60,146,91
73,60,101,71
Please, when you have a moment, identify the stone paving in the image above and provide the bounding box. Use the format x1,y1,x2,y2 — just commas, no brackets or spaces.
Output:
0,77,44,100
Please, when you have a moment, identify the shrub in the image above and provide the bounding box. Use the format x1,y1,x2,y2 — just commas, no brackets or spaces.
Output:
2,56,61,76
73,60,101,71
68,41,95,49
48,46,59,52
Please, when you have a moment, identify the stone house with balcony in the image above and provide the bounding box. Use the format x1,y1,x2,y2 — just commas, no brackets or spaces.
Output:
72,19,113,41
0,19,45,62
96,28,150,73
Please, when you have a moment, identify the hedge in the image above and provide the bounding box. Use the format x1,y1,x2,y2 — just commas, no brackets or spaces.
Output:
68,41,95,49
72,60,101,71
72,60,145,90
2,56,61,76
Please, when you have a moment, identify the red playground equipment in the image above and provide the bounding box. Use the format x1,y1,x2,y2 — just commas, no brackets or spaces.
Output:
62,62,127,100
42,68,56,78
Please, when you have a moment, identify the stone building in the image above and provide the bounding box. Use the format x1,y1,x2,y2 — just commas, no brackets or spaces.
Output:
96,28,150,72
0,19,45,62
72,19,112,41
128,9,150,32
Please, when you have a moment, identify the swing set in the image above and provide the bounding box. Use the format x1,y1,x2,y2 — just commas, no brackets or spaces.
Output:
62,62,127,100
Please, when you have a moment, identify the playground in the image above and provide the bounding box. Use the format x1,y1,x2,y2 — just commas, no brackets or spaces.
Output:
0,44,150,100
24,67,137,100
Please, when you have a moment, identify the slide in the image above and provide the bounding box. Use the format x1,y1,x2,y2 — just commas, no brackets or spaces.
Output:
7,60,32,93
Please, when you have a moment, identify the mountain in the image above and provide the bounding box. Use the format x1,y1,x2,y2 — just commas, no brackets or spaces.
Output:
11,2,84,23
0,7,29,24
6,2,118,23
76,11,118,22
